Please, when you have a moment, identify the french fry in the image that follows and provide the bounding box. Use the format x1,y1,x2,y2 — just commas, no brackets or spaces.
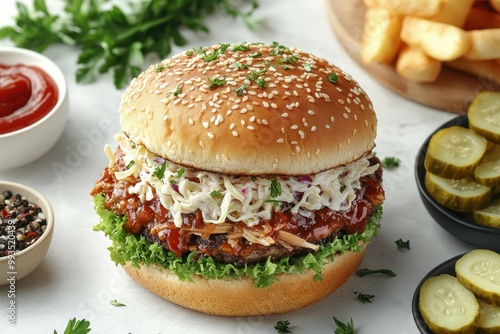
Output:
465,29,500,60
361,7,402,64
368,0,443,18
396,45,442,82
430,0,475,26
400,16,470,61
446,58,500,83
463,7,500,30
489,0,500,13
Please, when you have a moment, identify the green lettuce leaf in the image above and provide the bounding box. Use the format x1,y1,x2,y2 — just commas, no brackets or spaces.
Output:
93,194,382,288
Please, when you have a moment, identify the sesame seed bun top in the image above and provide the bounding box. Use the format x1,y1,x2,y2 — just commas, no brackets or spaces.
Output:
119,42,377,175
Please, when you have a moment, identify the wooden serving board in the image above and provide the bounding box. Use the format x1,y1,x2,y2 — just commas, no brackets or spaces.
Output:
325,0,500,113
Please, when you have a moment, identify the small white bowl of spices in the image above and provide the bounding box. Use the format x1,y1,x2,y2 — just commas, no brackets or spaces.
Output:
0,181,54,284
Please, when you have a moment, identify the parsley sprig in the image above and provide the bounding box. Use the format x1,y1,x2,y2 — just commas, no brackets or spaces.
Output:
54,318,91,334
0,0,259,88
333,317,356,334
274,320,291,333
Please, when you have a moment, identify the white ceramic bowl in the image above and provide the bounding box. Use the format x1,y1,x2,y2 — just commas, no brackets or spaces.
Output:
0,47,69,170
0,181,54,284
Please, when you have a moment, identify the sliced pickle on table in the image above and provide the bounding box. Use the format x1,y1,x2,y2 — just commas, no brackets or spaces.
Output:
477,299,500,334
473,198,500,229
455,249,500,307
425,126,488,179
468,91,500,145
419,274,479,334
425,172,493,212
473,144,500,187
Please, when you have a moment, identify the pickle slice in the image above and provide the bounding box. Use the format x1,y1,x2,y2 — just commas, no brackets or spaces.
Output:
425,126,488,179
419,274,479,334
473,198,500,229
455,249,500,307
468,91,500,145
425,172,493,212
477,299,500,334
474,144,500,187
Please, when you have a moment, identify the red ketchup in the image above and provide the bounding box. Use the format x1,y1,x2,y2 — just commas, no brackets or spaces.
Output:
0,64,58,134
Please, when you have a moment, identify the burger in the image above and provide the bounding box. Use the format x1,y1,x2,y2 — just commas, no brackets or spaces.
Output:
90,42,385,316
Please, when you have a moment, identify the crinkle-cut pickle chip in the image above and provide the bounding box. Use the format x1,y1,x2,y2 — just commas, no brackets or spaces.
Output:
425,172,493,212
468,91,500,145
419,274,479,334
455,249,500,308
473,198,500,229
477,299,500,334
425,126,487,179
473,144,500,187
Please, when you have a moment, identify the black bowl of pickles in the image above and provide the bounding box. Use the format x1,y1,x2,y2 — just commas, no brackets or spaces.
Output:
415,92,500,252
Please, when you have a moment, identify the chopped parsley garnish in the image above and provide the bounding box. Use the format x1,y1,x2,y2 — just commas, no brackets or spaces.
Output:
207,75,227,89
230,62,248,70
249,51,262,58
395,238,410,250
354,291,375,303
210,190,223,198
155,64,164,72
167,83,183,96
274,320,291,333
54,318,91,334
327,73,339,83
110,299,126,307
234,84,249,96
333,317,356,334
381,156,401,169
356,268,397,277
202,43,230,62
278,54,298,65
270,41,290,56
255,76,266,88
232,43,248,51
176,168,185,178
247,69,266,81
125,160,135,170
270,176,282,198
153,162,167,179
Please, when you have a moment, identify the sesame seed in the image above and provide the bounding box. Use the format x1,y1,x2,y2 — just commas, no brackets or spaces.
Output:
263,101,269,108
208,132,214,139
291,125,298,130
271,103,278,109
247,125,255,130
308,110,315,115
229,123,235,130
277,138,284,143
199,140,205,148
315,148,320,156
232,130,239,137
330,116,335,123
311,126,316,132
202,121,209,128
188,118,194,125
299,130,305,139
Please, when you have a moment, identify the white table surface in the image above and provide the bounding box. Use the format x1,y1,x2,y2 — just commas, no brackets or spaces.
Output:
0,1,472,333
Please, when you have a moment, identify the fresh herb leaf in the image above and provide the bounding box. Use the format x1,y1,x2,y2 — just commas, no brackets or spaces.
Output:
110,299,126,307
249,51,262,58
381,156,401,169
327,73,339,83
234,83,248,96
333,317,356,334
176,168,185,178
210,190,223,198
246,68,266,81
126,160,135,170
255,76,266,87
354,291,375,303
232,43,248,51
155,64,164,72
54,318,91,334
167,83,183,97
270,176,282,198
0,0,260,89
274,320,291,333
230,62,248,70
207,75,227,89
395,238,410,250
356,268,397,277
153,162,167,179
202,43,230,62
270,41,290,56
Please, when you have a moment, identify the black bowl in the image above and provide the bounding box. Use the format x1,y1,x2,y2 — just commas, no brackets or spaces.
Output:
412,254,464,333
415,115,500,252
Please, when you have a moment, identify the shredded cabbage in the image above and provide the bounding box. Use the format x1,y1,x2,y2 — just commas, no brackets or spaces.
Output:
113,133,379,228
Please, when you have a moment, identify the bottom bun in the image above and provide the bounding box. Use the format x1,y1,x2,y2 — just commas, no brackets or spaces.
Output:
122,246,366,316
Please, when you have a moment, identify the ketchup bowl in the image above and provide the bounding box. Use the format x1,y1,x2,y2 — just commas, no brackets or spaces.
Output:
0,47,68,170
